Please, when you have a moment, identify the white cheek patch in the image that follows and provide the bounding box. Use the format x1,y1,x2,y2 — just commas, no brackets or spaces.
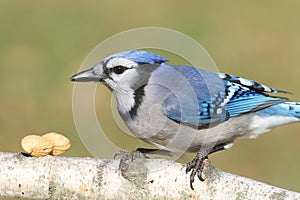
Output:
105,57,139,87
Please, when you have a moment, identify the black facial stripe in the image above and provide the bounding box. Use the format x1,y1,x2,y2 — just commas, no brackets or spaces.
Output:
102,63,110,77
129,84,146,119
101,63,115,81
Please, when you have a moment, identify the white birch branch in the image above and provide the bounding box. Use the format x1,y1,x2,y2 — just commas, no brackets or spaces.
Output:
0,152,299,199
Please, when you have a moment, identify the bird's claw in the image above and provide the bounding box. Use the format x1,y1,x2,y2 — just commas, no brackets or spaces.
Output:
114,150,149,171
186,155,208,190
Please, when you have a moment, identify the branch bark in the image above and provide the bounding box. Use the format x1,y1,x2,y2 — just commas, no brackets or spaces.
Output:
0,152,299,199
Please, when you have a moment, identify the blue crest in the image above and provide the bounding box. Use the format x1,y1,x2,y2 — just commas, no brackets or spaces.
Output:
103,50,168,64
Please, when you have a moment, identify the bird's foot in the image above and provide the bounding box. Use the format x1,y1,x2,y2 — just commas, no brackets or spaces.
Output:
113,149,150,184
186,153,209,190
114,150,149,171
114,148,173,169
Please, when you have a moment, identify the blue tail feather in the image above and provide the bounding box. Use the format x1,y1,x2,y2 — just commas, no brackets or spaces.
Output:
283,102,300,118
257,102,300,118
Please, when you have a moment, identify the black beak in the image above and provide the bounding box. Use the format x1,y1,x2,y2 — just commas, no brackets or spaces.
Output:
71,68,103,82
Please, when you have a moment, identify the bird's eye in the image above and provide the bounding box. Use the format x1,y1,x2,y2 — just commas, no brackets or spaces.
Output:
111,66,127,74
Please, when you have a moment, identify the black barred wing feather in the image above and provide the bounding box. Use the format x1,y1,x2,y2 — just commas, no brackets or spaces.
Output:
162,70,288,128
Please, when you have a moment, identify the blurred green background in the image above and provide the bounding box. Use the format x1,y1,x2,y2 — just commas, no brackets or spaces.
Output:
1,0,300,194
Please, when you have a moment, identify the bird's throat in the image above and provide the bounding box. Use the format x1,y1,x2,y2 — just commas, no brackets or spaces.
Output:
114,84,146,119
129,84,146,119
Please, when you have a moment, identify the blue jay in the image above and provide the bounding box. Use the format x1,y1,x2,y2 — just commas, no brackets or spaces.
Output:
71,50,300,189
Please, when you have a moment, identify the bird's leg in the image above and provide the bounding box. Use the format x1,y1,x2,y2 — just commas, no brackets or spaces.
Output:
114,150,148,171
186,141,233,190
185,150,210,190
114,148,172,171
136,148,173,157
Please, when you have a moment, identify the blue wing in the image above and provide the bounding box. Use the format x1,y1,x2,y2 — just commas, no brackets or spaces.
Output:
162,65,288,128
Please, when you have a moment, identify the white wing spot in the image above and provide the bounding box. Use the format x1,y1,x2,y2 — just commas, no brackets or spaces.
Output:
219,86,236,107
238,78,253,86
261,84,272,92
218,73,226,79
216,108,223,114
224,143,233,149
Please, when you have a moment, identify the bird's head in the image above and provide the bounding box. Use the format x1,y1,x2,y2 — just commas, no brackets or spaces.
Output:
71,50,168,91
71,50,168,114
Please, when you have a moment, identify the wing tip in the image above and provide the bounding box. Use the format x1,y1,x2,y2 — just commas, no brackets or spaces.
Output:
218,73,291,94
